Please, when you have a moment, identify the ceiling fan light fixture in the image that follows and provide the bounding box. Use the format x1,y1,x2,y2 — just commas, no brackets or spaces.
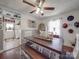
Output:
36,7,40,14
40,10,43,13
23,0,55,16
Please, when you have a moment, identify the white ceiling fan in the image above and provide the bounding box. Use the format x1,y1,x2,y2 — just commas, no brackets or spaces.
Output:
23,0,55,16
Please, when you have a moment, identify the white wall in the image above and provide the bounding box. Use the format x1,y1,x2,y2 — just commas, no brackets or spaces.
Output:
21,14,41,37
21,14,45,30
0,5,22,39
40,10,79,47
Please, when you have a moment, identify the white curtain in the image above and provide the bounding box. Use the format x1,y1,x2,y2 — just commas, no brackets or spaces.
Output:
48,19,61,35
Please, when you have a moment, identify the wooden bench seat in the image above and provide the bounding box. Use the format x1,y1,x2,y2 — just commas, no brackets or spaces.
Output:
22,45,46,59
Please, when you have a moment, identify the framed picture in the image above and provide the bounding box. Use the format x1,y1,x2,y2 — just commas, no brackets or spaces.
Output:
74,21,79,28
28,20,36,28
67,15,74,21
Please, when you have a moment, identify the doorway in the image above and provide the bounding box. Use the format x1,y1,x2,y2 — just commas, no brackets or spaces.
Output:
3,21,21,51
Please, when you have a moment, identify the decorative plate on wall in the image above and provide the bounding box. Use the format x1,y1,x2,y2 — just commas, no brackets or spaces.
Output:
67,15,74,21
74,21,79,28
68,29,74,34
63,23,68,28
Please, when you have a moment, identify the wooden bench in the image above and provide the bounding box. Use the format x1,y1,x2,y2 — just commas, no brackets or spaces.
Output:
22,45,46,59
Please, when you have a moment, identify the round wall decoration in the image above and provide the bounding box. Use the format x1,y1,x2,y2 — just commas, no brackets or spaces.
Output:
68,29,74,33
74,22,79,28
67,15,74,21
63,23,68,28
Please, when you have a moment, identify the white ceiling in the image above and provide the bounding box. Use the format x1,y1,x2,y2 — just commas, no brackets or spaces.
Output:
0,0,79,18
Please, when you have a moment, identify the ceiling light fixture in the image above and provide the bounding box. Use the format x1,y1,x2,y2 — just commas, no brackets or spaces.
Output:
36,7,44,14
36,0,43,14
23,0,55,16
36,7,40,14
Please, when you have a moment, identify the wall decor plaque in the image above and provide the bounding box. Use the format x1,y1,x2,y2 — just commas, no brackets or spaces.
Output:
74,22,79,28
67,15,74,21
68,29,74,33
63,23,68,28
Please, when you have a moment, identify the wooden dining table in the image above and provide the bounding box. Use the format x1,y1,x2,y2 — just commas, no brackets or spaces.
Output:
26,36,63,54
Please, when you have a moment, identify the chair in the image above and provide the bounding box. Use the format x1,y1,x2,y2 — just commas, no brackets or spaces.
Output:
42,48,51,59
50,51,60,59
60,34,79,59
72,34,79,59
37,45,43,53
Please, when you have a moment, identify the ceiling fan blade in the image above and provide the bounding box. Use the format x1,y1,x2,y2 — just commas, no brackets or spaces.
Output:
36,0,40,3
29,10,36,13
36,0,45,7
44,7,55,10
23,0,35,7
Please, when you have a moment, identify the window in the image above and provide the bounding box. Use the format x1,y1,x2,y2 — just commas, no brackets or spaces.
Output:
48,20,61,35
6,23,14,31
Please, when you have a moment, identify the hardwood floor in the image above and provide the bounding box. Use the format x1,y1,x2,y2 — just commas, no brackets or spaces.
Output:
0,47,22,59
0,39,22,59
0,46,46,59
